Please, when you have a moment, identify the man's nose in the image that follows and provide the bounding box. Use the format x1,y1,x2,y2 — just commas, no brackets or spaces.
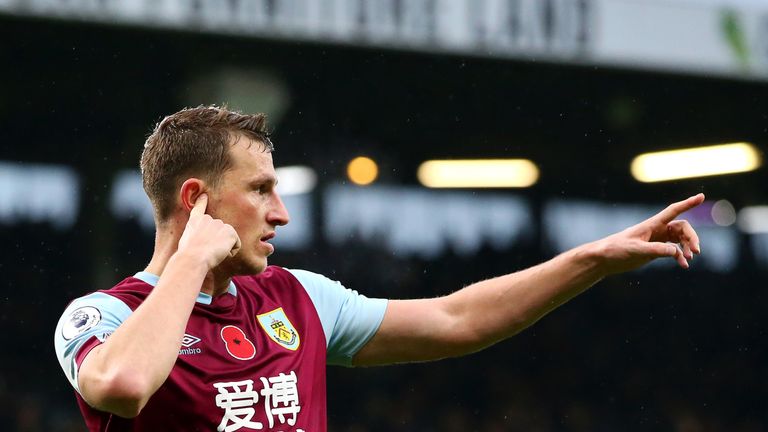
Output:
268,192,290,226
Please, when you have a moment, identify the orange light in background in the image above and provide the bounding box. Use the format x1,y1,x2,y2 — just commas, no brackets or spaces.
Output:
347,156,379,186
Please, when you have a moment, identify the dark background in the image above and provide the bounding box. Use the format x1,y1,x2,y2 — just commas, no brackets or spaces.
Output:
1,13,767,431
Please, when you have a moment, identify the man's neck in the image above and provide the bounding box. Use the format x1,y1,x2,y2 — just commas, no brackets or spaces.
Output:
146,226,232,297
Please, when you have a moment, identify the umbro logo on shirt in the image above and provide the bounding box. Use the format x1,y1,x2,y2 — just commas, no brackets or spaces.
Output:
179,333,202,355
181,334,201,347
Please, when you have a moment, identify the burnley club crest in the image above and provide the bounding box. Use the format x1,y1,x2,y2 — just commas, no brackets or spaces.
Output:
257,307,300,351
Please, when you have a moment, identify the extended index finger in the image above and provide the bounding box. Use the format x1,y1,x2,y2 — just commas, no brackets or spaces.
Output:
190,193,208,217
655,193,705,223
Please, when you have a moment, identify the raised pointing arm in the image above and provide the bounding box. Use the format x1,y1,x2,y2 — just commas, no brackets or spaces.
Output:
354,194,704,366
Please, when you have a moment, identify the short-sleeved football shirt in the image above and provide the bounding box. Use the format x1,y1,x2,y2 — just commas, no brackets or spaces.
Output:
54,266,387,431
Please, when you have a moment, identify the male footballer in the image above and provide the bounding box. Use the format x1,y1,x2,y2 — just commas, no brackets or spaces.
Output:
55,106,704,431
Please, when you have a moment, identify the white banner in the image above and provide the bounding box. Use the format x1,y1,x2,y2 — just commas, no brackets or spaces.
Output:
594,0,768,78
3,0,768,79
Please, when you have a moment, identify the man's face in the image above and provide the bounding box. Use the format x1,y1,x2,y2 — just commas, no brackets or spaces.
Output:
205,136,290,275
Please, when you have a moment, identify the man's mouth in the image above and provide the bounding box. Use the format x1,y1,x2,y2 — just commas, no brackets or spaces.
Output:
260,232,276,255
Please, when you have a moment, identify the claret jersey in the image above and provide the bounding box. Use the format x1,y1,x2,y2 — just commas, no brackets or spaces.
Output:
54,266,387,432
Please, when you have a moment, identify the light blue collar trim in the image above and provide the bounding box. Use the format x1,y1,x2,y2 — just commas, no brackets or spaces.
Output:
134,271,237,306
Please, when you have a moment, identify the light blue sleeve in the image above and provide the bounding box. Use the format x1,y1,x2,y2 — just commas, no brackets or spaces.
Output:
53,292,133,393
286,268,388,367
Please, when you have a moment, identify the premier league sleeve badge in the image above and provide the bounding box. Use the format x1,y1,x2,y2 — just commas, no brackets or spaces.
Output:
62,306,102,341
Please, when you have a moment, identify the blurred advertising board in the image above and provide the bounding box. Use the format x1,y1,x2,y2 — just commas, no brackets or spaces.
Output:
3,0,768,79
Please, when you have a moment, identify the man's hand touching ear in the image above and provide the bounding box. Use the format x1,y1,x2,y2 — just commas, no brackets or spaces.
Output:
177,193,241,270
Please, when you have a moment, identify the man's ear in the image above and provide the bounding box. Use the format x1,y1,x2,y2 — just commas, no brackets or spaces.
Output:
179,179,206,213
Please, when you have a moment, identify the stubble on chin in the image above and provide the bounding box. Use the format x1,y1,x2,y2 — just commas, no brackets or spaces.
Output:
216,254,267,277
